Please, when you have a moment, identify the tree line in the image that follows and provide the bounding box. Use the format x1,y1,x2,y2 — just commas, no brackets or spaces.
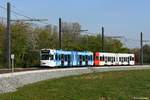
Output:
0,21,149,68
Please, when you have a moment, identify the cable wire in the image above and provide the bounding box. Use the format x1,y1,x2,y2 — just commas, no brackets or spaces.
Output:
0,4,49,25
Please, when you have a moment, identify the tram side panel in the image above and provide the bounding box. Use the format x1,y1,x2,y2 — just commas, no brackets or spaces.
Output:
72,51,78,66
94,52,100,66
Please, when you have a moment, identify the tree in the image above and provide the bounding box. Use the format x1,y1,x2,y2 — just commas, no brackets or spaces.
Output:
0,22,5,67
36,27,54,49
105,38,129,53
11,22,31,67
143,44,150,64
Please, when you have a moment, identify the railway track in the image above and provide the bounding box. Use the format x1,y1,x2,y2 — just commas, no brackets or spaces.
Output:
0,65,149,74
0,67,58,74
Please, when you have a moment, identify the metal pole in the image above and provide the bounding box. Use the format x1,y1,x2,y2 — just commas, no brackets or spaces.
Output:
102,26,104,51
6,2,11,69
59,18,62,49
140,32,143,65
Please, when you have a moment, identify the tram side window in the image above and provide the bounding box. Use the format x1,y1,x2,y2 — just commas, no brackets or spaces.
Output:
111,57,113,62
79,55,82,60
59,55,61,60
68,55,71,61
88,56,90,60
96,56,99,60
110,57,112,62
121,57,123,62
130,56,132,61
126,57,128,62
105,57,107,61
85,55,88,61
100,57,102,61
108,57,111,62
102,56,104,61
65,55,68,61
119,57,121,62
87,56,89,60
111,57,114,62
61,54,64,60
49,55,53,60
82,56,85,61
100,56,104,61
107,57,109,61
124,57,126,62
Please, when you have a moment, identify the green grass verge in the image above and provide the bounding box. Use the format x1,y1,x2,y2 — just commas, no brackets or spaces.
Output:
0,70,150,100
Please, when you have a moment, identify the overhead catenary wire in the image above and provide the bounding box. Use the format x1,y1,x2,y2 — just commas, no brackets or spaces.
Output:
1,4,150,43
11,8,49,24
0,4,49,25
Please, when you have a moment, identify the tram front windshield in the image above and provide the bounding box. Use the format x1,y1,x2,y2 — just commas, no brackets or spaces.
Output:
41,54,49,60
41,50,54,60
41,54,54,60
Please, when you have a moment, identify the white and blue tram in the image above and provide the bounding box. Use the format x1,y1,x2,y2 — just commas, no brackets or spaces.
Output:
40,49,93,67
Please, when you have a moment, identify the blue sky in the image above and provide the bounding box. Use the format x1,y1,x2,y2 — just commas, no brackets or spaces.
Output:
1,0,150,48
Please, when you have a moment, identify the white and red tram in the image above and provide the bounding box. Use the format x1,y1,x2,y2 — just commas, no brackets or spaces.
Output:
94,52,135,66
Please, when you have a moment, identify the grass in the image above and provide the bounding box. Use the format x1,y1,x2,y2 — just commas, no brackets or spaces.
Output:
0,70,150,100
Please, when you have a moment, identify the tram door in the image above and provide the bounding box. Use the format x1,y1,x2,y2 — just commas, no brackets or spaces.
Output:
61,54,64,67
68,55,71,67
79,55,82,66
116,55,119,65
128,57,130,65
85,55,88,66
